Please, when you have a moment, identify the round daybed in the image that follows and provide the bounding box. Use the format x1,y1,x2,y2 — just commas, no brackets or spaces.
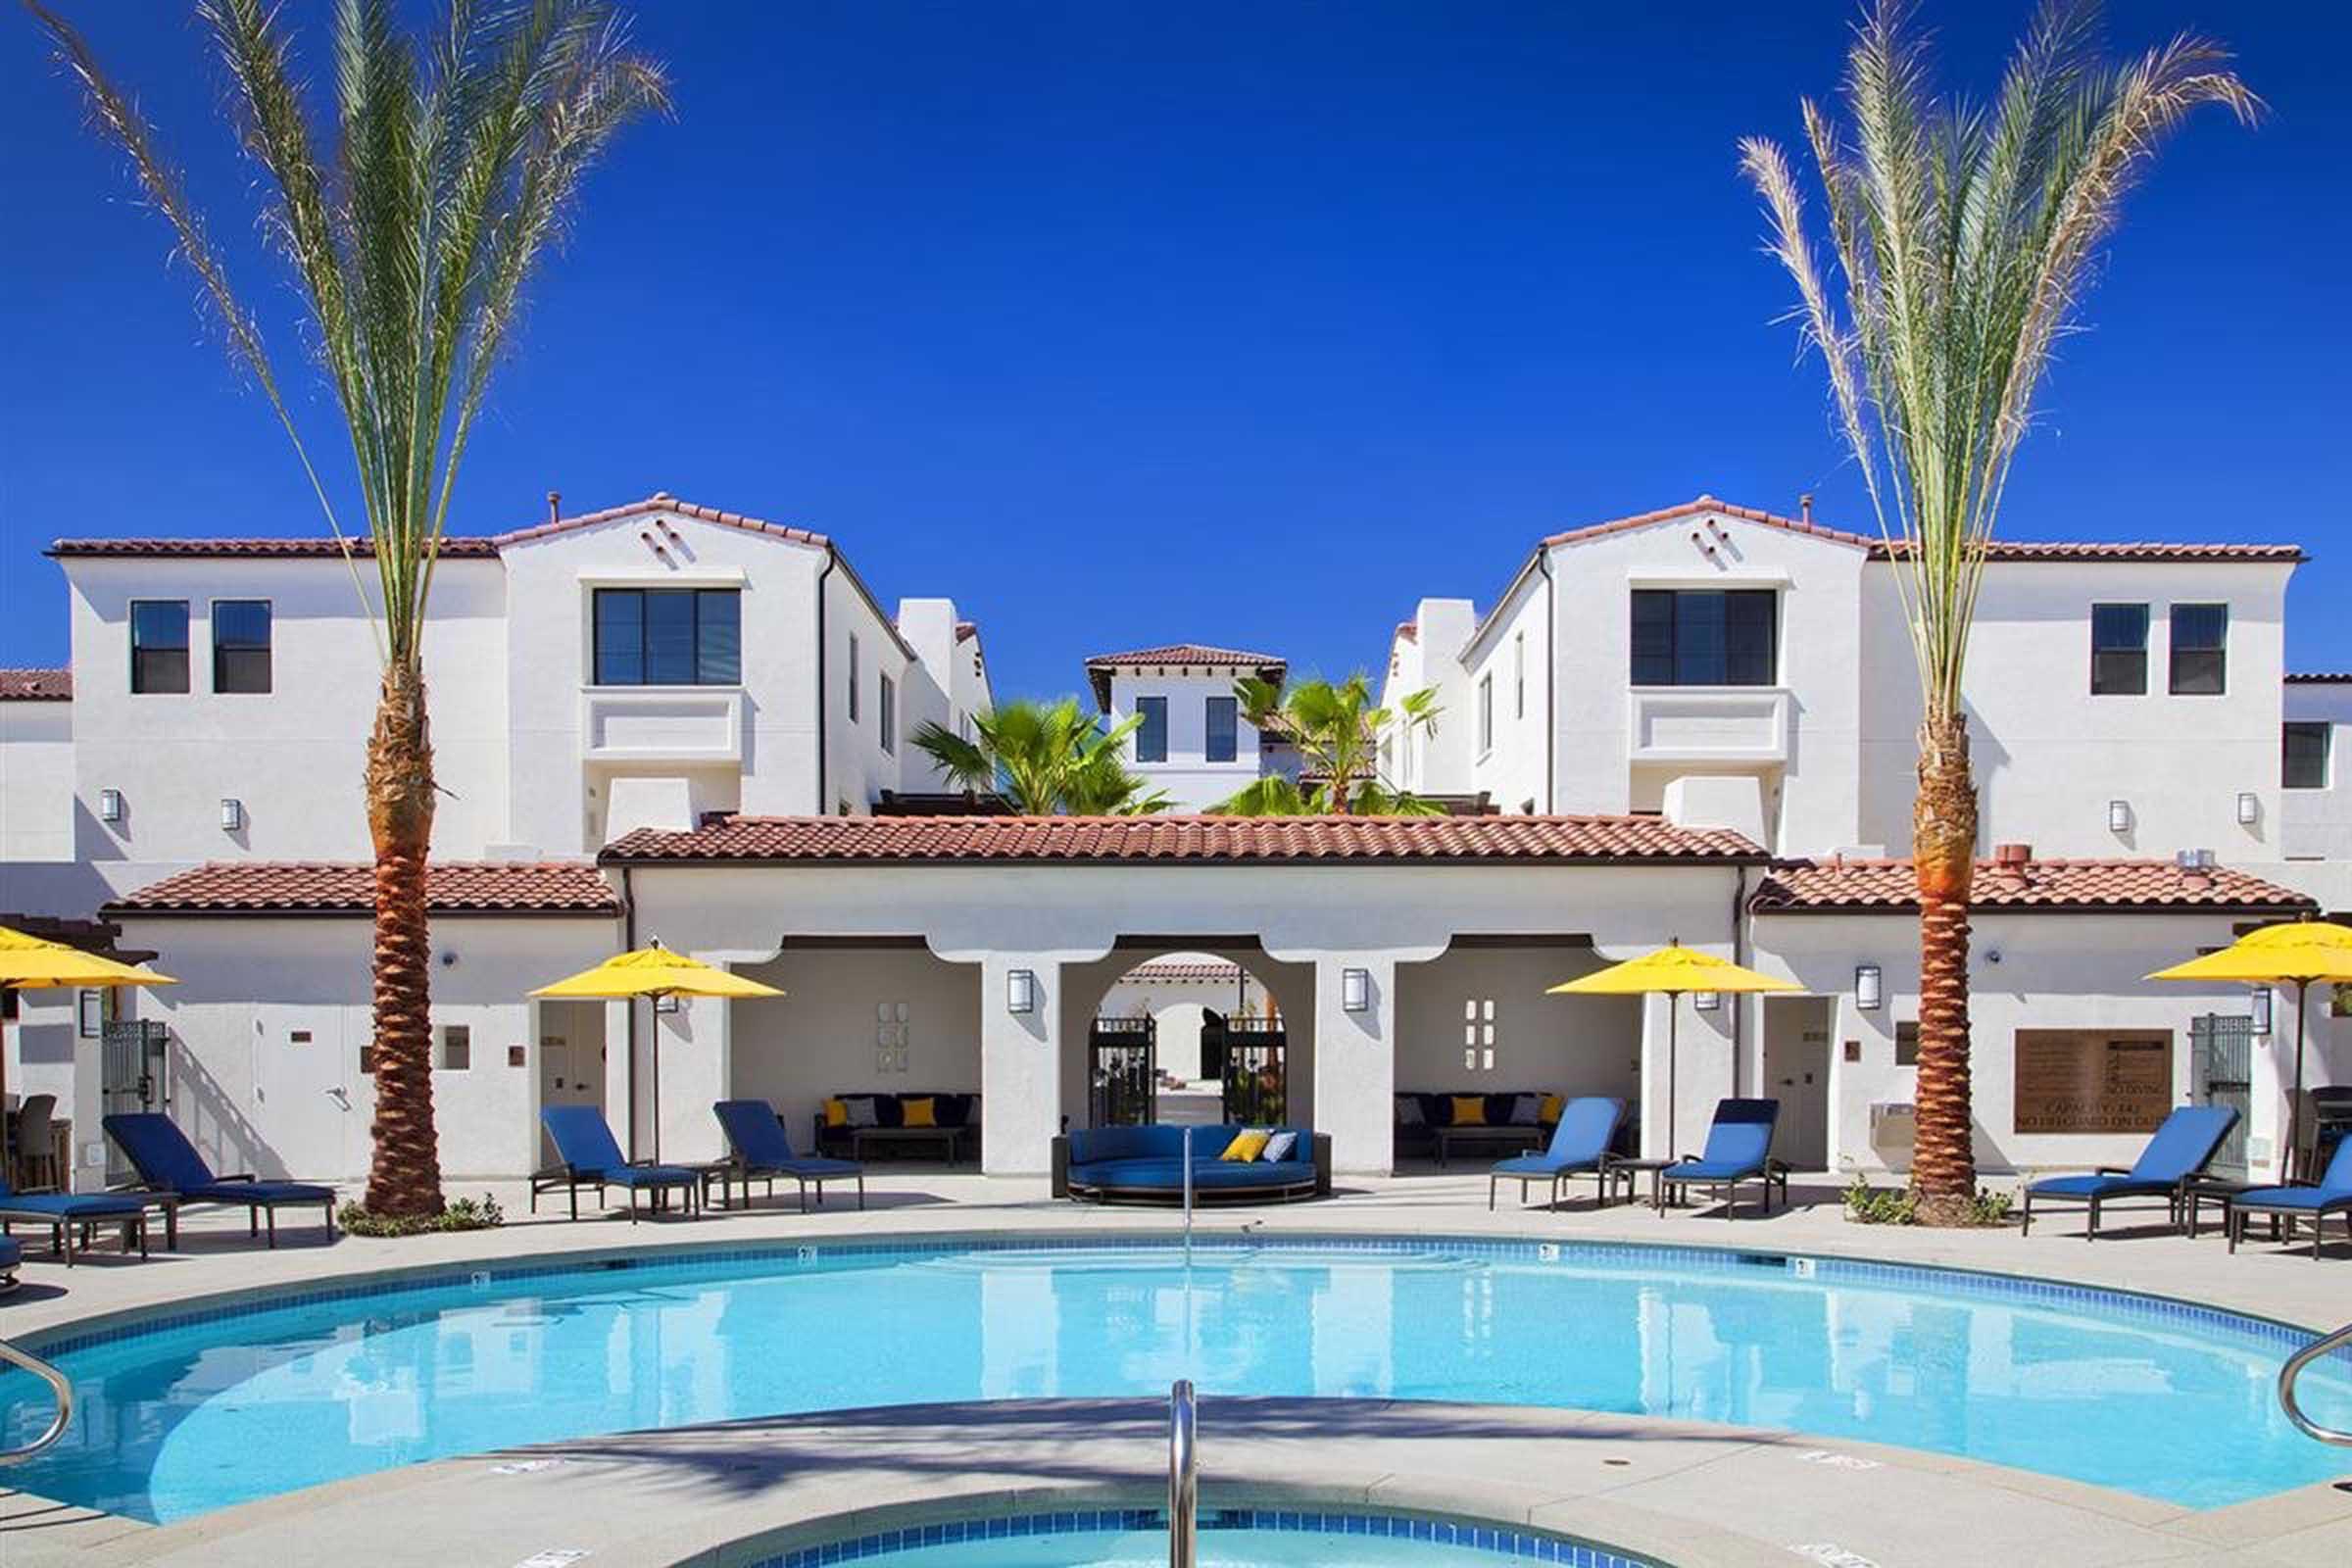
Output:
1051,1124,1331,1204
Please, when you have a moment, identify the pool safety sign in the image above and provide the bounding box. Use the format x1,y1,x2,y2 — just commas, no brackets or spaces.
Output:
2012,1029,2174,1134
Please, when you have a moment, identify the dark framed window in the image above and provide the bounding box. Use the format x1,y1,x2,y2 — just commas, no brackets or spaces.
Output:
1895,1021,1919,1067
211,599,272,693
848,633,861,720
1135,696,1168,762
2284,722,2331,790
879,673,897,754
129,600,190,693
1630,589,1778,686
2169,603,2228,695
591,588,740,685
1204,696,1238,763
2089,603,2148,696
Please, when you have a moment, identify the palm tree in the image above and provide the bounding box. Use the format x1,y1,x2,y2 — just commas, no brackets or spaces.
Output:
1740,0,2252,1222
1210,674,1441,815
30,0,669,1215
912,699,1170,815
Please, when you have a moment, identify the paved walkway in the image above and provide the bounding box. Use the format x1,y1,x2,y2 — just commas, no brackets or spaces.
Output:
4,1170,2350,1567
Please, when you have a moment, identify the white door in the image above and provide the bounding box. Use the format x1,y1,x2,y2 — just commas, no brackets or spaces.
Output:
1761,996,1832,1169
537,1002,608,1163
250,1006,361,1179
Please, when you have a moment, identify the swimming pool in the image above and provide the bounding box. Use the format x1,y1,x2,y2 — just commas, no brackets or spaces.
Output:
4,1236,2347,1521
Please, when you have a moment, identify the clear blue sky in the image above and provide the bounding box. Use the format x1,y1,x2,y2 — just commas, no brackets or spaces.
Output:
4,2,2345,700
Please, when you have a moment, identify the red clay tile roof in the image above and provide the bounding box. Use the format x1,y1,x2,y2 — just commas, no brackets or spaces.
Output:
2287,671,2351,685
1394,622,1418,645
106,861,621,916
492,493,828,551
1537,495,2304,564
0,667,72,701
603,812,1766,865
1084,644,1286,709
955,621,980,643
1751,857,2315,915
1116,960,1247,983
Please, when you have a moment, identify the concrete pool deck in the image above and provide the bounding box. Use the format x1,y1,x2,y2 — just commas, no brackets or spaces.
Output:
4,1169,2350,1567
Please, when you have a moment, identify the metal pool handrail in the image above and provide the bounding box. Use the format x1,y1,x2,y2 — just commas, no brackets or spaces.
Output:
0,1335,74,1465
2279,1319,2352,1448
1168,1379,1198,1568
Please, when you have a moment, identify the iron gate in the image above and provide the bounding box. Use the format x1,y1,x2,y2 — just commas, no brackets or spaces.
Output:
100,1018,171,1184
1088,1015,1156,1127
2191,1012,2254,1182
1220,1026,1287,1124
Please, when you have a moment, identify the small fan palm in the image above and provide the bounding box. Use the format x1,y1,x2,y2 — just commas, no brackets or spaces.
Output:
29,0,668,1215
1740,0,2252,1221
912,698,1168,815
1209,674,1442,815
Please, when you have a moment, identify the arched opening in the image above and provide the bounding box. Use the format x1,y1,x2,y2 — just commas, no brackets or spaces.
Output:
1071,945,1303,1129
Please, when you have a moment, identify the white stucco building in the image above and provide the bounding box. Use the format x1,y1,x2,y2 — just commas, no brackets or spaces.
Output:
2,491,2343,1197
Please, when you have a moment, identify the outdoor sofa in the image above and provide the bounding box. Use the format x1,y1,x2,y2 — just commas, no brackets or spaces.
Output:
712,1099,865,1212
1657,1099,1786,1217
2019,1103,2239,1240
813,1091,979,1162
0,1172,151,1265
1053,1123,1329,1203
1395,1089,1560,1164
533,1105,703,1222
104,1112,336,1248
2227,1136,2352,1259
1488,1096,1627,1210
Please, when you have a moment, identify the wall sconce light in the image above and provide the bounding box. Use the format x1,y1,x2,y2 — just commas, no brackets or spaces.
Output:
1342,967,1370,1012
2250,988,2274,1036
652,993,681,1014
1691,990,1721,1012
77,989,104,1038
2235,791,2259,826
1006,968,1036,1014
2107,800,2131,834
99,788,124,824
1855,964,1884,1011
220,798,245,832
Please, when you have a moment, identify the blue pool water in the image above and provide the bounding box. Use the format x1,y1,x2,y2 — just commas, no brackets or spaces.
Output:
4,1237,2347,1521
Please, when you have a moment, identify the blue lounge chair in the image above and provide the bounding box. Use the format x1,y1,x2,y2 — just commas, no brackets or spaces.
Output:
712,1100,865,1212
1488,1097,1627,1210
0,1234,17,1293
0,1173,150,1265
104,1113,335,1248
2227,1137,2352,1260
533,1105,702,1223
1657,1099,1785,1217
2020,1103,2238,1240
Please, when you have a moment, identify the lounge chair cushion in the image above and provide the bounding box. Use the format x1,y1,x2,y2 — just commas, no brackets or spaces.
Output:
2231,1185,2352,1213
765,1156,863,1179
600,1164,699,1189
0,1191,147,1220
184,1179,333,1204
2027,1172,2170,1199
0,1235,19,1272
102,1113,216,1192
1664,1157,1767,1182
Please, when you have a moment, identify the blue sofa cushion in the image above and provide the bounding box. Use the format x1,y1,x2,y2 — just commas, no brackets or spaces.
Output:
1068,1157,1319,1191
1065,1124,1311,1164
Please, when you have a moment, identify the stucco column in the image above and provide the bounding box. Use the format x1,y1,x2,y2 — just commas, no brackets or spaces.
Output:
979,954,1064,1177
1310,954,1396,1176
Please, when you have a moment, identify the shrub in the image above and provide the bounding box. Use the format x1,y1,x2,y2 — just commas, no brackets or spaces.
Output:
338,1193,506,1238
1842,1175,2011,1227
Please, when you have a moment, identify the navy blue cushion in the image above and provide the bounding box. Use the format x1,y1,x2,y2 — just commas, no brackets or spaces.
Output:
933,1094,973,1129
186,1180,333,1204
0,1234,20,1269
2232,1186,2352,1214
1068,1157,1318,1191
600,1165,698,1188
2028,1173,2162,1199
769,1157,862,1179
0,1192,147,1220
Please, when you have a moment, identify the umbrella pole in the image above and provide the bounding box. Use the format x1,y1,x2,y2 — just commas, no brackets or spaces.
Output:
2288,978,2309,1184
1667,996,1679,1154
651,994,663,1165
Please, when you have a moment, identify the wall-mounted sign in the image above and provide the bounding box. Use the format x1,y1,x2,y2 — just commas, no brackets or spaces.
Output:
2014,1030,2174,1134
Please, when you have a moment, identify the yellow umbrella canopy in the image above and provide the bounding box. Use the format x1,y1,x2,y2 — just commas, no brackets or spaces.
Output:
1550,942,1800,1151
2148,919,2352,1180
0,924,178,990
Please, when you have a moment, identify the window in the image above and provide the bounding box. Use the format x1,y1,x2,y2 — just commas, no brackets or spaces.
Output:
1204,696,1238,763
1895,1021,1919,1067
1513,632,1526,718
591,588,739,685
2169,604,2228,695
130,600,190,693
1630,589,1777,685
437,1023,471,1071
1135,696,1168,762
2285,722,2331,790
2089,603,2148,696
1477,673,1494,753
879,673,897,754
848,633,861,720
211,599,272,693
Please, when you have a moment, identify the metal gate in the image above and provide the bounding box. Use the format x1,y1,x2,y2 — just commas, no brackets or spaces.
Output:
100,1019,171,1184
2191,1012,2254,1182
1220,1026,1287,1124
1088,1015,1156,1127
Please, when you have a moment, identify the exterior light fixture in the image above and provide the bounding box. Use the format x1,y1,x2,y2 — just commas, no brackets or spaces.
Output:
1691,991,1721,1012
1006,968,1036,1014
2250,988,2274,1037
99,788,124,823
2107,800,2130,834
2235,791,2259,826
1342,967,1370,1013
220,798,245,832
1855,964,1884,1011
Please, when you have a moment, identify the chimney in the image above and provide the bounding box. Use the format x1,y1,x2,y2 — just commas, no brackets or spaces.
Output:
546,490,561,526
1991,841,2032,892
1799,492,1815,523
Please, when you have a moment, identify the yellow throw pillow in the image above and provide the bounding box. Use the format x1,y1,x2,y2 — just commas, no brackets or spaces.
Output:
823,1098,850,1127
1450,1096,1487,1126
1540,1094,1564,1123
1220,1129,1271,1162
903,1097,938,1129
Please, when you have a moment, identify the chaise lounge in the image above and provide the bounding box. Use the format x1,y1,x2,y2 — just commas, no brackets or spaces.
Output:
712,1100,865,1212
0,1234,17,1292
1657,1099,1786,1217
2227,1137,2352,1260
0,1173,151,1265
1489,1097,1627,1210
2020,1103,2239,1240
1053,1123,1329,1204
104,1112,336,1248
533,1105,703,1223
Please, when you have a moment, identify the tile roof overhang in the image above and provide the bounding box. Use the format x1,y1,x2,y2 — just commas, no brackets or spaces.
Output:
602,812,1767,867
0,667,72,701
1750,857,2316,916
105,861,622,917
1084,645,1287,710
1116,960,1248,983
2286,672,2351,685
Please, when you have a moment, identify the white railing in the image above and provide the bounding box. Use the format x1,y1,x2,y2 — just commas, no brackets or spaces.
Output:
2278,1320,2352,1448
0,1337,73,1465
1168,1379,1198,1568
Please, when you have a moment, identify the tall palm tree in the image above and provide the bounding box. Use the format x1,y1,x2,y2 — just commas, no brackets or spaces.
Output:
1210,674,1441,815
1740,0,2252,1222
31,0,668,1215
912,699,1170,815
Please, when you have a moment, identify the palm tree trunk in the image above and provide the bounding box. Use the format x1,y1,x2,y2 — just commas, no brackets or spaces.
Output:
1911,710,1978,1224
364,662,444,1216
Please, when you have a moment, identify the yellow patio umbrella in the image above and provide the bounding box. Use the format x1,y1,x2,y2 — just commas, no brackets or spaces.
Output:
2148,919,2352,1181
530,941,783,1160
0,923,178,1155
1550,941,1800,1151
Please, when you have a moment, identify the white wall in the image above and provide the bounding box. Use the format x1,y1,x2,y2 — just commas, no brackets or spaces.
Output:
1459,571,1551,814
1106,670,1265,812
0,699,74,862
1392,944,1639,1103
2282,679,2352,864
